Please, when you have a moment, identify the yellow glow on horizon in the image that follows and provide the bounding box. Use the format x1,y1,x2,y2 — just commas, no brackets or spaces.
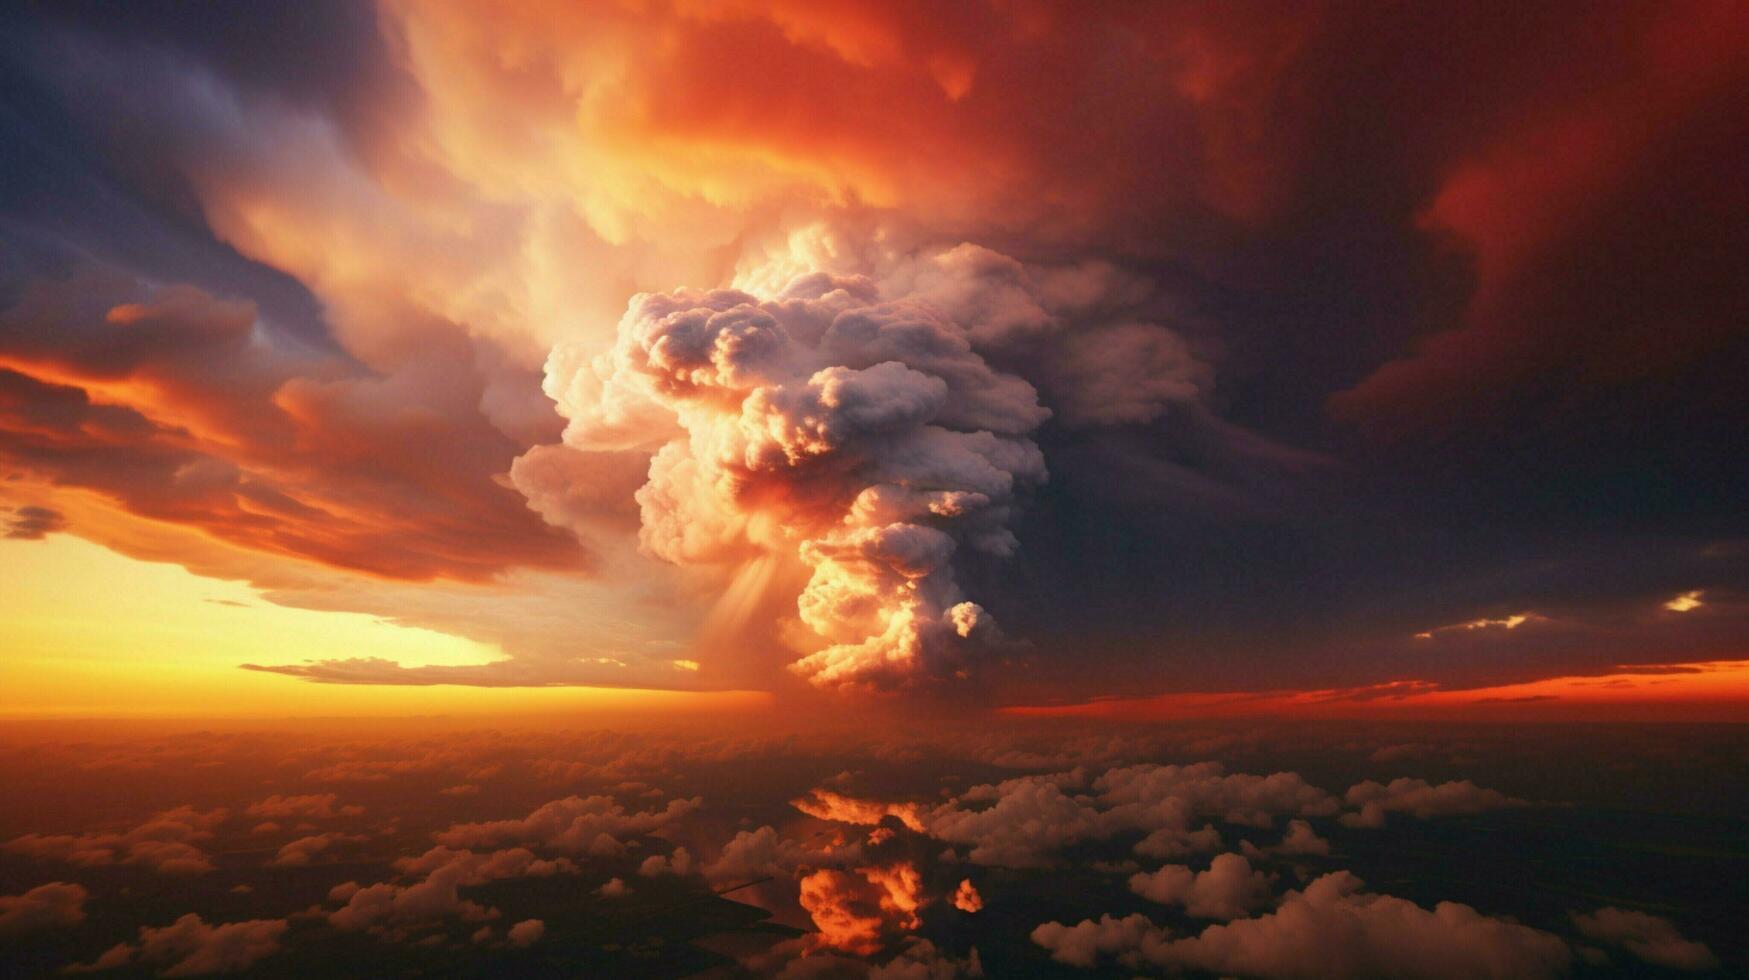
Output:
1417,659,1749,705
0,535,762,719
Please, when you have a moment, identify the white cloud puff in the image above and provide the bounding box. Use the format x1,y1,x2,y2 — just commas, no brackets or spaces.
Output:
1129,853,1274,920
1340,778,1523,828
1034,870,1572,979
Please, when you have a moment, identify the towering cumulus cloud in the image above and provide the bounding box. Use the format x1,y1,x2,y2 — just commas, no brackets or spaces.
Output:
534,246,1085,689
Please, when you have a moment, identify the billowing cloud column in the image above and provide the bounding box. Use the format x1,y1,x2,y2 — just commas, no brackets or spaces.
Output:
538,268,1051,690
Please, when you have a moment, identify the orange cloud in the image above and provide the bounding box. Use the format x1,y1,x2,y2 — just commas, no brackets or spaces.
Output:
860,862,924,929
0,270,579,583
793,789,926,833
798,869,887,956
1330,1,1749,442
952,877,983,913
370,0,1317,253
797,861,924,956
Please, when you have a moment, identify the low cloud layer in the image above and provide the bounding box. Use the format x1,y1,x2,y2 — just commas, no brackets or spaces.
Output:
0,720,1738,977
1035,871,1574,978
69,914,288,976
1572,907,1720,972
4,806,227,875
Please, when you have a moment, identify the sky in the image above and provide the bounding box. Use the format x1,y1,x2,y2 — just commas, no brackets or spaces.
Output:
2,4,1748,976
0,0,1747,720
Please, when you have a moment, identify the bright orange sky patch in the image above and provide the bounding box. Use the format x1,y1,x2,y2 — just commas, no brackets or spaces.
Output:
1003,661,1749,723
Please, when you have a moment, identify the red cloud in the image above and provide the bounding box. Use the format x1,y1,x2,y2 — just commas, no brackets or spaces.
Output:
0,270,579,582
1330,2,1749,443
0,882,88,936
797,862,924,956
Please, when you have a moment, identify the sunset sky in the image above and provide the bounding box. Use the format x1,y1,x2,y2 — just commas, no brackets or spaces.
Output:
1,0,1746,721
2,4,1748,978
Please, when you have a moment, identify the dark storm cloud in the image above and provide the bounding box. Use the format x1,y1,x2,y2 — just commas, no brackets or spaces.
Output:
0,6,348,355
949,1,1749,696
9,1,395,116
3,503,64,539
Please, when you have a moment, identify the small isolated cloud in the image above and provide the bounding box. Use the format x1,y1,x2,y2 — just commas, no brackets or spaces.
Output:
867,938,985,979
1129,853,1273,920
1571,907,1719,972
638,846,694,877
3,806,226,875
67,914,287,976
1340,778,1524,828
1030,914,1161,970
1136,824,1224,860
506,918,544,947
390,846,576,886
798,863,925,957
269,833,365,868
1413,613,1537,640
327,872,497,933
0,882,87,935
1035,871,1571,978
2,505,66,539
1664,591,1704,613
1368,743,1435,764
1271,819,1331,856
246,794,363,819
240,656,695,691
434,795,700,855
1239,818,1332,861
596,877,629,897
702,825,856,883
794,789,927,833
321,846,577,935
